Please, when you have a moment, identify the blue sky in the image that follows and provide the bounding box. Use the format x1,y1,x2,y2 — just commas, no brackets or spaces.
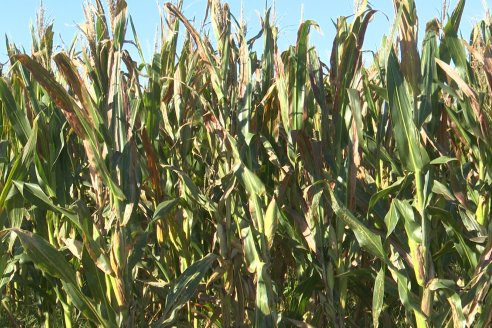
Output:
0,1,488,64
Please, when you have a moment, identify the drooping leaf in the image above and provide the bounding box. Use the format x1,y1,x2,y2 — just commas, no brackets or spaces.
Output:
150,198,180,225
154,253,217,326
11,229,108,326
369,176,408,212
429,156,458,165
428,279,466,328
328,186,387,261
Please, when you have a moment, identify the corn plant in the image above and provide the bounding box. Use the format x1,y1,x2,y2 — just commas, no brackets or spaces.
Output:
0,0,491,327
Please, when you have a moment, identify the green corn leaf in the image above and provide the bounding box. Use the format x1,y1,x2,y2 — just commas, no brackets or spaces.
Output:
0,117,38,213
0,240,14,294
15,54,125,201
476,288,492,327
439,0,466,65
238,25,252,139
347,88,366,149
255,262,277,328
443,0,465,36
387,48,429,172
154,253,217,326
328,186,387,261
428,206,478,270
150,199,180,226
292,20,319,131
112,0,127,49
419,24,438,127
164,3,225,102
81,246,115,324
234,163,266,196
373,266,385,328
10,229,109,327
240,224,261,273
394,199,422,244
432,180,456,201
394,269,426,321
13,181,113,275
0,2,490,327
13,181,80,226
163,166,216,213
384,201,400,238
0,78,31,144
429,156,458,165
428,279,466,328
394,199,426,286
368,176,408,213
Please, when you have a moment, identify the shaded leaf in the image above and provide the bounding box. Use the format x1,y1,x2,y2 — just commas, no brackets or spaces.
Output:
154,253,217,326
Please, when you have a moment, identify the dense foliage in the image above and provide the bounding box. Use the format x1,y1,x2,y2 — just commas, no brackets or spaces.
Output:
1,0,492,326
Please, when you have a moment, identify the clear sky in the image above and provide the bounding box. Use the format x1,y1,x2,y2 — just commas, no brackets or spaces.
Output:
0,1,488,65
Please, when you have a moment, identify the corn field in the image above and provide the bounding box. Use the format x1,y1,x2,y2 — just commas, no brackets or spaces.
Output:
0,0,491,326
